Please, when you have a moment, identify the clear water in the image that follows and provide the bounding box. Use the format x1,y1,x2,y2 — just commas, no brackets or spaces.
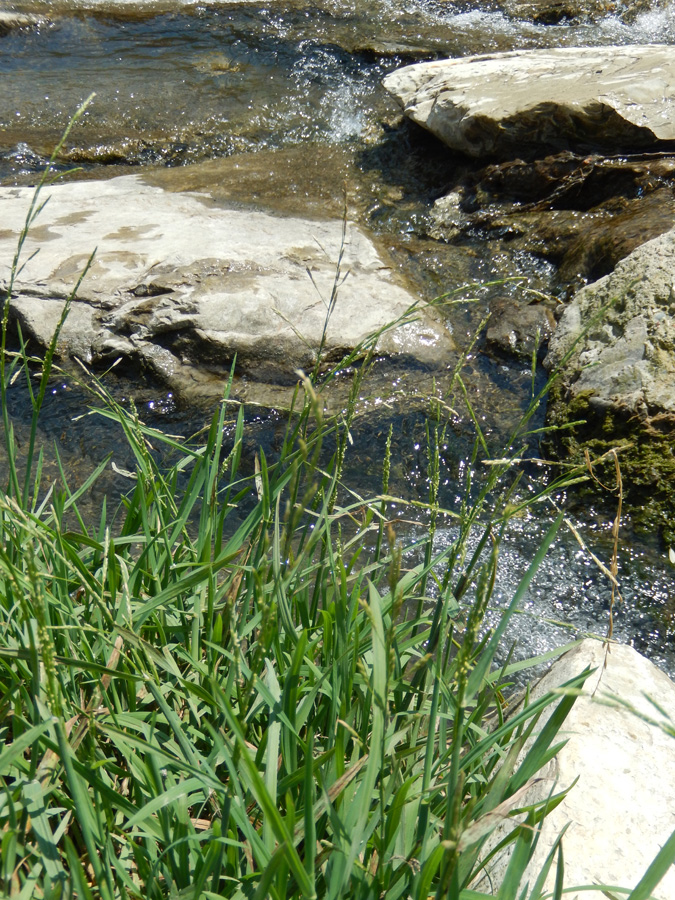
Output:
1,0,674,672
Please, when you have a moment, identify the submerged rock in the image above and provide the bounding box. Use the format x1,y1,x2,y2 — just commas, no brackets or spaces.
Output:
0,175,453,398
556,187,675,291
502,0,662,23
426,152,675,297
544,226,675,532
501,0,596,23
383,46,675,159
486,296,556,359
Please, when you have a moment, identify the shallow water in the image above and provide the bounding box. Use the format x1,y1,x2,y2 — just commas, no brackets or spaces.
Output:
1,0,675,671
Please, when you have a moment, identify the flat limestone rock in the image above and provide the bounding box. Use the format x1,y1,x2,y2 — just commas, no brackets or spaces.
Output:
478,639,675,898
0,175,452,394
383,46,675,158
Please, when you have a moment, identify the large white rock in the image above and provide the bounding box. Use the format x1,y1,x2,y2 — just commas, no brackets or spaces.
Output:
384,46,675,158
479,640,675,898
0,175,452,394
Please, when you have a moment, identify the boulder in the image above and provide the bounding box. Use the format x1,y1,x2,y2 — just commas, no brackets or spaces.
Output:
383,46,675,159
544,227,675,533
545,226,675,423
477,639,675,898
0,175,453,396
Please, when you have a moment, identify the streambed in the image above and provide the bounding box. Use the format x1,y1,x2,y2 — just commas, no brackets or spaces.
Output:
1,0,675,672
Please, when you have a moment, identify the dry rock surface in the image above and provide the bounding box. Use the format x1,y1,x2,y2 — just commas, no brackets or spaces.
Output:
0,175,452,397
479,639,675,898
384,46,675,158
545,227,675,422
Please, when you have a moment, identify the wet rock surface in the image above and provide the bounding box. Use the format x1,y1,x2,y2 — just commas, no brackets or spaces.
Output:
502,0,665,23
427,151,675,294
0,175,454,399
0,10,46,32
384,46,675,159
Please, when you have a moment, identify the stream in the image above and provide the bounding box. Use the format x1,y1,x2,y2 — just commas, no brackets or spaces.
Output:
1,0,675,674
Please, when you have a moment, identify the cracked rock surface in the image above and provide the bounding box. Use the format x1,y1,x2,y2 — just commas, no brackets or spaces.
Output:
545,226,675,421
0,174,454,397
384,46,675,159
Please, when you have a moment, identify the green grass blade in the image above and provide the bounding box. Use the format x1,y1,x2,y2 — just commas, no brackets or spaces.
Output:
626,826,675,900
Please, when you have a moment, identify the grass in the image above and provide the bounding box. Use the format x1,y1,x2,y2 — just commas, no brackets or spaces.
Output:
1,108,675,900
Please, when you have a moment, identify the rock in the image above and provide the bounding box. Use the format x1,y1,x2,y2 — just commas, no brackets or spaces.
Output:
425,152,675,297
476,639,675,899
486,297,556,359
427,191,471,242
383,46,675,159
502,0,661,23
545,227,675,421
0,11,45,33
0,175,454,397
544,227,675,533
142,147,359,220
501,0,591,23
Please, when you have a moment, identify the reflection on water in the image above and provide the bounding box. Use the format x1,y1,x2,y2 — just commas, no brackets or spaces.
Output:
433,512,675,680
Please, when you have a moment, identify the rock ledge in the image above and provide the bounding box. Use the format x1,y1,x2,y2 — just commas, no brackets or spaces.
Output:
384,46,675,158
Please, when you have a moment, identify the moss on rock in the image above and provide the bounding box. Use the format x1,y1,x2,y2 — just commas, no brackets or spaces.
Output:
545,381,675,541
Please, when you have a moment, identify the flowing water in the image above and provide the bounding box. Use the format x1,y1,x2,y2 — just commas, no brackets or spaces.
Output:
2,0,675,672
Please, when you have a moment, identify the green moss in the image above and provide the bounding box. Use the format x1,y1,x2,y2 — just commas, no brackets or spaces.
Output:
545,383,675,542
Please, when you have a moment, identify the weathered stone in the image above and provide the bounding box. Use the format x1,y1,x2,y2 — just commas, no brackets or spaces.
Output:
383,47,675,159
476,639,675,899
0,175,454,397
545,227,675,421
543,226,675,534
